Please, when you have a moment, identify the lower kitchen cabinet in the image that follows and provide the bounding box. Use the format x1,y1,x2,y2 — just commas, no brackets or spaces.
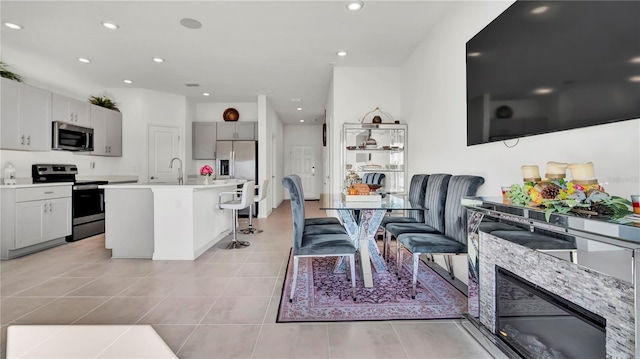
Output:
1,185,72,259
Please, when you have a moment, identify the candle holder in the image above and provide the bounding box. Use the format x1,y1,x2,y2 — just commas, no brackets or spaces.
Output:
545,161,568,180
568,162,598,185
521,165,541,183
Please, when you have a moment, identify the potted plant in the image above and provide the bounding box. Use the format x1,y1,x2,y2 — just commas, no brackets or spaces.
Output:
89,95,120,112
0,61,22,82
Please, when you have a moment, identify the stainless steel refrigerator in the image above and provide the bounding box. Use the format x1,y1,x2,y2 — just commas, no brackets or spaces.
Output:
216,140,258,216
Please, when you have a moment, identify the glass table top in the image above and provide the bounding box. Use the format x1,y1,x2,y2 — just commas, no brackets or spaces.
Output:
319,193,422,211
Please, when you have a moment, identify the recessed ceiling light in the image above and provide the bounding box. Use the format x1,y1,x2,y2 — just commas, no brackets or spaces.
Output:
78,58,91,63
297,107,303,111
180,18,202,29
533,87,553,95
346,1,364,11
531,5,549,15
101,21,119,30
336,51,348,57
123,79,133,84
3,22,23,30
152,57,164,63
467,52,481,57
629,76,640,83
290,98,302,102
300,120,305,123
203,92,210,96
630,56,640,64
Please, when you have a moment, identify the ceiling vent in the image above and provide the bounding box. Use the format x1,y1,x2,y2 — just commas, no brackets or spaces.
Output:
185,83,200,87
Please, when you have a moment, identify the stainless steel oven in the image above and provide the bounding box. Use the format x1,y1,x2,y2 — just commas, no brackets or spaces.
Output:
71,181,107,241
32,164,106,242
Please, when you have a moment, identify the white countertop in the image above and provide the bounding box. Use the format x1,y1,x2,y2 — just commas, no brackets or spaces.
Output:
100,180,240,190
0,182,73,189
77,175,139,184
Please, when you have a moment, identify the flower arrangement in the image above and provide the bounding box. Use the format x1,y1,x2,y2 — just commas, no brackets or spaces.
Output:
508,179,632,221
200,165,213,177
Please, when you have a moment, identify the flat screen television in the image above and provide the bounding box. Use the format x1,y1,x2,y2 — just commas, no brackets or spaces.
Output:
466,0,640,146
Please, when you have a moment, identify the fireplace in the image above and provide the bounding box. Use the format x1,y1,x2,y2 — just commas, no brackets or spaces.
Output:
496,267,606,358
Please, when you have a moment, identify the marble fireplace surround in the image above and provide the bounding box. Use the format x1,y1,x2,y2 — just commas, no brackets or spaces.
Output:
479,232,635,358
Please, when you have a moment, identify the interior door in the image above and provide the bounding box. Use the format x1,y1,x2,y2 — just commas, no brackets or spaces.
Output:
148,125,180,183
291,145,318,200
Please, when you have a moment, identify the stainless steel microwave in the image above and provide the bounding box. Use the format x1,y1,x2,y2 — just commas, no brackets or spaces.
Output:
52,121,94,151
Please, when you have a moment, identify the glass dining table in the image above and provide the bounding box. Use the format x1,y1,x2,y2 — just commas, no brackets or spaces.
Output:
320,193,422,287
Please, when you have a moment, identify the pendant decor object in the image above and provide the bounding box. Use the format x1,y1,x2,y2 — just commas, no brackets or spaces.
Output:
223,108,239,122
359,107,393,124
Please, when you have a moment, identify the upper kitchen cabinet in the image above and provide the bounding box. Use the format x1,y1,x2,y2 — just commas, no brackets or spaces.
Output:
216,122,256,140
52,93,91,127
0,78,52,151
193,122,216,159
90,105,122,157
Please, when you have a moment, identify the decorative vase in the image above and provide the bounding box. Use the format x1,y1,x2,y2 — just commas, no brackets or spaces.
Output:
203,176,210,185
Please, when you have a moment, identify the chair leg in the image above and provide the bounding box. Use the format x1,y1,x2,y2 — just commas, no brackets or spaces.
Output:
224,209,250,249
349,254,356,301
239,203,263,234
384,230,392,263
289,256,299,302
412,253,419,299
396,242,404,278
444,255,454,279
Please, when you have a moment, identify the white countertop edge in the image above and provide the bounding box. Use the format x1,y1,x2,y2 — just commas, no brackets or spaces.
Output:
0,182,73,189
100,183,238,190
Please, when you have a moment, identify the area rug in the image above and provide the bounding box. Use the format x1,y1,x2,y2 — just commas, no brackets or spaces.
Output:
276,249,468,322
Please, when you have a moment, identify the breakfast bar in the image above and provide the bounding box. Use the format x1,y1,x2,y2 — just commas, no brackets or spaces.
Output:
100,181,238,260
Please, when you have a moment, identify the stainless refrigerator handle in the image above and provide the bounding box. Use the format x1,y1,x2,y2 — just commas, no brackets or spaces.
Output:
230,151,234,178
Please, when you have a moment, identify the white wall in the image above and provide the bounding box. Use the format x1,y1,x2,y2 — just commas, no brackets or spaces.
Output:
283,125,324,200
401,0,640,198
400,0,640,284
330,67,402,193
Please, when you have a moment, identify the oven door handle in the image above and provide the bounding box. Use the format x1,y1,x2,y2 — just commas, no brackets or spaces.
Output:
73,184,99,190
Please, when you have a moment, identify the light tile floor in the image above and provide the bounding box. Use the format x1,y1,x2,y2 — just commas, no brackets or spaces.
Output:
0,201,493,359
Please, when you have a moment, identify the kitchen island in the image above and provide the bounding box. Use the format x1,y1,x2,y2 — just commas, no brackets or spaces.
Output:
100,181,239,260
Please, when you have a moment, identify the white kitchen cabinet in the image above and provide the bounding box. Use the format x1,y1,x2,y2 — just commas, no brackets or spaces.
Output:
0,78,52,151
1,185,72,259
90,104,122,156
193,122,216,159
52,93,91,127
216,122,256,140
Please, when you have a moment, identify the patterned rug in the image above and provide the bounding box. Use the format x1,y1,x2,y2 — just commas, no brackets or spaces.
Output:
276,249,468,322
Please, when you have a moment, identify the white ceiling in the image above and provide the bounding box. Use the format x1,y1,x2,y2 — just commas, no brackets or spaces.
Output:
1,1,453,124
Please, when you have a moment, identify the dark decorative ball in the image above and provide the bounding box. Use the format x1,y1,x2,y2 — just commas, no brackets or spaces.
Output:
495,105,514,119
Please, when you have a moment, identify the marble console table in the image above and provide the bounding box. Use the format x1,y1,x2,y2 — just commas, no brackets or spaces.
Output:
101,182,238,260
463,197,640,358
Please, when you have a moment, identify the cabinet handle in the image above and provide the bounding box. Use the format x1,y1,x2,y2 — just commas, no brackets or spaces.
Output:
44,191,54,194
20,135,24,145
70,113,74,121
27,136,31,145
44,203,47,213
49,203,53,212
74,114,78,122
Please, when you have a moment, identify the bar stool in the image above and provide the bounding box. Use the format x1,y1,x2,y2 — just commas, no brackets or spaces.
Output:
240,179,269,235
218,180,255,249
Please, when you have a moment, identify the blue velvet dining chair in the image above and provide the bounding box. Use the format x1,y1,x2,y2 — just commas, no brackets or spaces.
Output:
282,175,357,302
288,174,341,226
396,175,485,299
383,174,452,261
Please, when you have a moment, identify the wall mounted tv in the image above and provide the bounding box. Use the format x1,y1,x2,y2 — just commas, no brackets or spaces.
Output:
466,0,640,146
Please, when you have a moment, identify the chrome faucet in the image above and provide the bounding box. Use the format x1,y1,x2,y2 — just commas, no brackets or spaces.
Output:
169,157,183,185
